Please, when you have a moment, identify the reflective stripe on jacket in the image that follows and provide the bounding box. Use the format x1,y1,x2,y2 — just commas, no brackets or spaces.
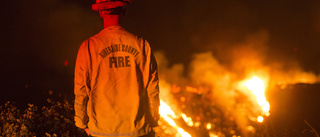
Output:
74,25,160,136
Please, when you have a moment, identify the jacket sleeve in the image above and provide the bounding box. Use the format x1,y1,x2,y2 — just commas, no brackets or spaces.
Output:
145,40,160,127
74,40,91,129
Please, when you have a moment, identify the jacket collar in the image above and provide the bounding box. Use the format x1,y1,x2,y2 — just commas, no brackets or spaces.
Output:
104,25,123,30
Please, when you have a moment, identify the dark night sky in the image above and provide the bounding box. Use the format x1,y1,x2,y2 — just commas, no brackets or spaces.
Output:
1,0,320,105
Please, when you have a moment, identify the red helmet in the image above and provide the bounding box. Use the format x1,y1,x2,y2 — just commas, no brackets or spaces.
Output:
92,0,131,11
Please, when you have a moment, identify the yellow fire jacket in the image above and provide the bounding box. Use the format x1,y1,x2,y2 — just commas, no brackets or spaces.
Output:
74,25,160,136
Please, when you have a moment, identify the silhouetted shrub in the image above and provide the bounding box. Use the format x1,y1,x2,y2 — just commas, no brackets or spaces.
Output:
0,100,87,137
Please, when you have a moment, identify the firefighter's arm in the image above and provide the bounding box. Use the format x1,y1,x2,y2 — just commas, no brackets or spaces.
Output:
145,41,160,126
74,40,91,129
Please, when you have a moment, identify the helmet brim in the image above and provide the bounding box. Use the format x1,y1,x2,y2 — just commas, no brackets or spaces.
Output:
92,1,128,11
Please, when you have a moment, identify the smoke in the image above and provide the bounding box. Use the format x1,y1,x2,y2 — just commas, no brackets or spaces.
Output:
188,52,234,109
269,61,320,85
155,51,187,85
154,51,187,112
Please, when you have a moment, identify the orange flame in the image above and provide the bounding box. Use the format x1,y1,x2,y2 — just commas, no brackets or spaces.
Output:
239,75,270,123
159,100,192,137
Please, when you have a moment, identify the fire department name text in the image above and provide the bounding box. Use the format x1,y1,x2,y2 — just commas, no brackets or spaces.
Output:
99,44,140,58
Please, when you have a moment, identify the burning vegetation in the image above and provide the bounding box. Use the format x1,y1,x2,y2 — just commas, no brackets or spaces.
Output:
156,75,271,136
153,46,320,137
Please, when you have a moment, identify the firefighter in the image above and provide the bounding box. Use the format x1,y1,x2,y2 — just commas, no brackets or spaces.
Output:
74,0,160,136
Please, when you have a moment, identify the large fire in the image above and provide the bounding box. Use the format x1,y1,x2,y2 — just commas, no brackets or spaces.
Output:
154,43,319,136
158,75,271,136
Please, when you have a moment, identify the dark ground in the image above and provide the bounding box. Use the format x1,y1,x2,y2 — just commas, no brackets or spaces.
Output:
268,83,320,137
